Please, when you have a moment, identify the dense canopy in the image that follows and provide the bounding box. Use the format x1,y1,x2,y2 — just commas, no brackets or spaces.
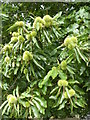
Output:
0,2,90,119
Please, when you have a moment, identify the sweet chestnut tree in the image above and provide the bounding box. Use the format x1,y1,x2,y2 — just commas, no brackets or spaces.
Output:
0,6,89,119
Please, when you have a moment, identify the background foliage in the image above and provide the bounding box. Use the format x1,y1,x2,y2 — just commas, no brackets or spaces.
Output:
0,2,90,119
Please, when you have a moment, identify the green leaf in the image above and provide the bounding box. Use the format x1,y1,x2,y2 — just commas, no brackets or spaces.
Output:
17,56,21,61
7,24,17,32
52,27,60,38
76,47,88,63
74,48,81,63
73,98,78,108
42,86,47,95
39,55,46,61
29,101,34,106
14,103,17,112
13,89,16,96
60,93,65,104
53,11,62,19
43,30,51,43
80,65,86,75
21,64,24,73
32,99,45,114
2,103,9,115
36,22,40,31
73,85,85,95
75,93,80,98
33,59,44,70
75,100,85,108
70,99,73,113
83,81,90,88
87,86,90,91
16,62,20,67
0,13,8,17
45,79,52,87
50,86,58,94
0,80,2,88
44,71,52,80
14,67,18,75
67,23,79,32
41,70,52,85
59,70,67,80
50,49,57,56
40,67,58,86
68,80,79,84
38,80,43,88
20,43,23,50
66,54,73,64
19,100,27,107
30,81,37,88
32,37,40,48
5,64,8,76
6,106,10,114
20,92,32,98
26,73,30,82
67,66,75,74
65,87,70,99
16,86,19,97
51,67,58,79
54,92,64,108
33,91,40,96
34,97,47,108
58,100,67,110
31,106,40,118
49,95,57,100
17,104,19,116
53,97,60,108
30,63,35,76
0,100,8,109
80,98,87,105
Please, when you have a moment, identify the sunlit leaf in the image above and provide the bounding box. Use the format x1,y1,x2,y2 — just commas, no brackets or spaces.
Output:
58,100,67,110
31,106,40,118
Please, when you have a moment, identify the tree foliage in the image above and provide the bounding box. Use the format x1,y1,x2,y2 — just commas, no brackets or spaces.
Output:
0,2,90,119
